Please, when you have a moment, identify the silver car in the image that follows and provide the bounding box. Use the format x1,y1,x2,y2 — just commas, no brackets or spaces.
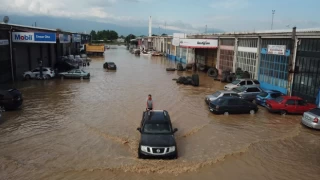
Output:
232,85,263,102
301,108,320,130
224,79,260,90
205,90,240,104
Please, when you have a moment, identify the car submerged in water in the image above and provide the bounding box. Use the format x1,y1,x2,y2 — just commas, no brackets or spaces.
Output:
59,69,90,79
0,88,23,110
255,90,284,107
137,110,178,159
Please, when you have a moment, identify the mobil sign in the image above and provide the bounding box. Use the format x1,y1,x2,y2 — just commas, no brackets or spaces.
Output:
12,32,56,43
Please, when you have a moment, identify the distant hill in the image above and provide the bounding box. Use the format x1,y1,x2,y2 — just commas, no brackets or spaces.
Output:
0,14,185,36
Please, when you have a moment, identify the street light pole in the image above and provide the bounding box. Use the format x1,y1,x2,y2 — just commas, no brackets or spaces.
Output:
271,10,275,30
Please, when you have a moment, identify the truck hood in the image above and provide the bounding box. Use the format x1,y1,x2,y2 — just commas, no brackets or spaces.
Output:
140,134,176,147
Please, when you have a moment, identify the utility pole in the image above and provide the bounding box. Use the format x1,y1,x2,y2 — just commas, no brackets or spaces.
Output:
288,27,297,96
271,10,275,30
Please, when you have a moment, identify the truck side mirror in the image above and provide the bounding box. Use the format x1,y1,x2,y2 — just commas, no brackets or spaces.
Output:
137,127,141,132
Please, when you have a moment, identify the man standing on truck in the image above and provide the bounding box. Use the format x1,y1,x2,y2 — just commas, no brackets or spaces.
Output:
146,94,153,111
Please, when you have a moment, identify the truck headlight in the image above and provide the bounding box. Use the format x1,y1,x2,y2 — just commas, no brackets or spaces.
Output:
168,146,176,153
140,145,148,152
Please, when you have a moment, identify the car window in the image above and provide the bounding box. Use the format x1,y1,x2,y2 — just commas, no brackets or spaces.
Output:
81,70,86,73
247,87,260,92
246,81,253,85
75,70,81,73
230,93,240,97
286,99,296,105
259,92,268,97
223,93,230,96
239,81,246,85
32,69,39,72
43,69,48,72
233,86,247,92
309,108,320,116
212,91,221,97
231,80,240,85
275,96,284,103
68,70,75,73
253,80,260,84
270,93,282,98
297,100,306,106
143,123,172,134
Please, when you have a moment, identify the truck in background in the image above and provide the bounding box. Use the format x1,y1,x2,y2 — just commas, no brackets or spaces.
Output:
80,44,105,56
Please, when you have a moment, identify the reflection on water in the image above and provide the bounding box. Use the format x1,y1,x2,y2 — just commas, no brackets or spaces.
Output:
0,46,319,180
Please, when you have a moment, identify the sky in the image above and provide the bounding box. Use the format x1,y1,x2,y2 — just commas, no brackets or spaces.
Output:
1,0,320,33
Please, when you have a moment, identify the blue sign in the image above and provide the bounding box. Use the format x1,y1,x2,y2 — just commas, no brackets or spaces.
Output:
34,32,56,43
12,32,56,43
72,34,81,43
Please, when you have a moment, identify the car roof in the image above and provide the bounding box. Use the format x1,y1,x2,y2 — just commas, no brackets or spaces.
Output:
237,79,258,81
216,96,241,100
144,110,170,123
282,96,302,100
240,85,261,88
107,62,115,63
264,90,281,93
218,90,238,94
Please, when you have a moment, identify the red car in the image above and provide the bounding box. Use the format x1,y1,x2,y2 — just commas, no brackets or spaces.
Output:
266,96,316,115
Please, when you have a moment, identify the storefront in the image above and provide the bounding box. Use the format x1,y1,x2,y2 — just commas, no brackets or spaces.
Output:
12,31,56,80
292,38,320,102
180,38,218,66
72,34,81,54
258,39,291,94
236,38,259,79
218,38,235,74
57,33,71,57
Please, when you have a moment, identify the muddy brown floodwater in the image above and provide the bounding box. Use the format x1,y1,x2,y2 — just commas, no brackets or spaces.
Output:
0,46,320,180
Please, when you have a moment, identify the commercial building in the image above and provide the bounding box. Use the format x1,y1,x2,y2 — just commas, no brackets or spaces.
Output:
0,22,90,83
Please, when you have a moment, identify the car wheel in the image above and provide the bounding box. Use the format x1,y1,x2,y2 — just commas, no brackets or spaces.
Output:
249,110,255,115
25,75,31,80
280,110,287,115
224,112,229,115
45,74,51,79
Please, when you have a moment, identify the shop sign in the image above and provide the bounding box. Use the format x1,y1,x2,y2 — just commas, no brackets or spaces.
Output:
179,39,218,48
0,39,9,46
172,38,180,46
12,32,56,43
59,34,71,43
72,34,81,43
267,45,286,55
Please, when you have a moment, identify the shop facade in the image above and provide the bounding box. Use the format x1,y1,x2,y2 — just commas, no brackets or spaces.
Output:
12,31,56,80
218,38,235,74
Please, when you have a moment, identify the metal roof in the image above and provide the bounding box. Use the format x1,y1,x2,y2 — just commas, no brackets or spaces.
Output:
0,22,78,34
188,28,320,36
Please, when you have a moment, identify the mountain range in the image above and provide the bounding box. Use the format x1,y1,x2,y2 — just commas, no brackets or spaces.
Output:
0,14,224,36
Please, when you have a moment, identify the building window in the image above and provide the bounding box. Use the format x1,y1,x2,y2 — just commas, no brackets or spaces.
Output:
259,54,289,88
219,49,234,71
236,51,257,79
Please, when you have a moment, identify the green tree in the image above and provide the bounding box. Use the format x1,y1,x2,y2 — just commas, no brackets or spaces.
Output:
125,34,136,43
152,34,157,36
90,30,97,40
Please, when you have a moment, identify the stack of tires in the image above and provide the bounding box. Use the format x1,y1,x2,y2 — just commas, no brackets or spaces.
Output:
221,69,231,82
176,74,199,87
176,63,184,71
235,67,250,79
207,67,219,78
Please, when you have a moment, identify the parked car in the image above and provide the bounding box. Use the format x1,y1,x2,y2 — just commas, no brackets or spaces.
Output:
0,106,5,120
266,96,316,115
301,108,320,130
232,85,263,102
205,90,240,104
224,79,260,90
255,90,284,107
103,62,117,70
0,89,23,110
59,69,90,79
137,110,178,159
209,96,258,115
23,67,55,80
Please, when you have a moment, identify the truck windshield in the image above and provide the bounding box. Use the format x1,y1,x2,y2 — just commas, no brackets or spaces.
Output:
143,123,172,134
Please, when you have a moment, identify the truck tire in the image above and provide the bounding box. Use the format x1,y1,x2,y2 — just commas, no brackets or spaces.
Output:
207,68,218,78
192,74,199,86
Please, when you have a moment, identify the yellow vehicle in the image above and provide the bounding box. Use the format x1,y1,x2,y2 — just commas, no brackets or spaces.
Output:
82,44,105,56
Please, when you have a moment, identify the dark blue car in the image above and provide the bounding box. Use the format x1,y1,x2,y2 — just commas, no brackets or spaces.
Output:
255,90,284,107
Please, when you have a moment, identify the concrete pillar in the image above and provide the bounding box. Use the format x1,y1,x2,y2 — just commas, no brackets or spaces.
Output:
255,37,261,80
233,37,238,72
186,48,189,63
217,38,221,71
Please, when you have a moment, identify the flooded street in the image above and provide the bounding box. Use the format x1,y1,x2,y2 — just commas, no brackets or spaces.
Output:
1,46,320,180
